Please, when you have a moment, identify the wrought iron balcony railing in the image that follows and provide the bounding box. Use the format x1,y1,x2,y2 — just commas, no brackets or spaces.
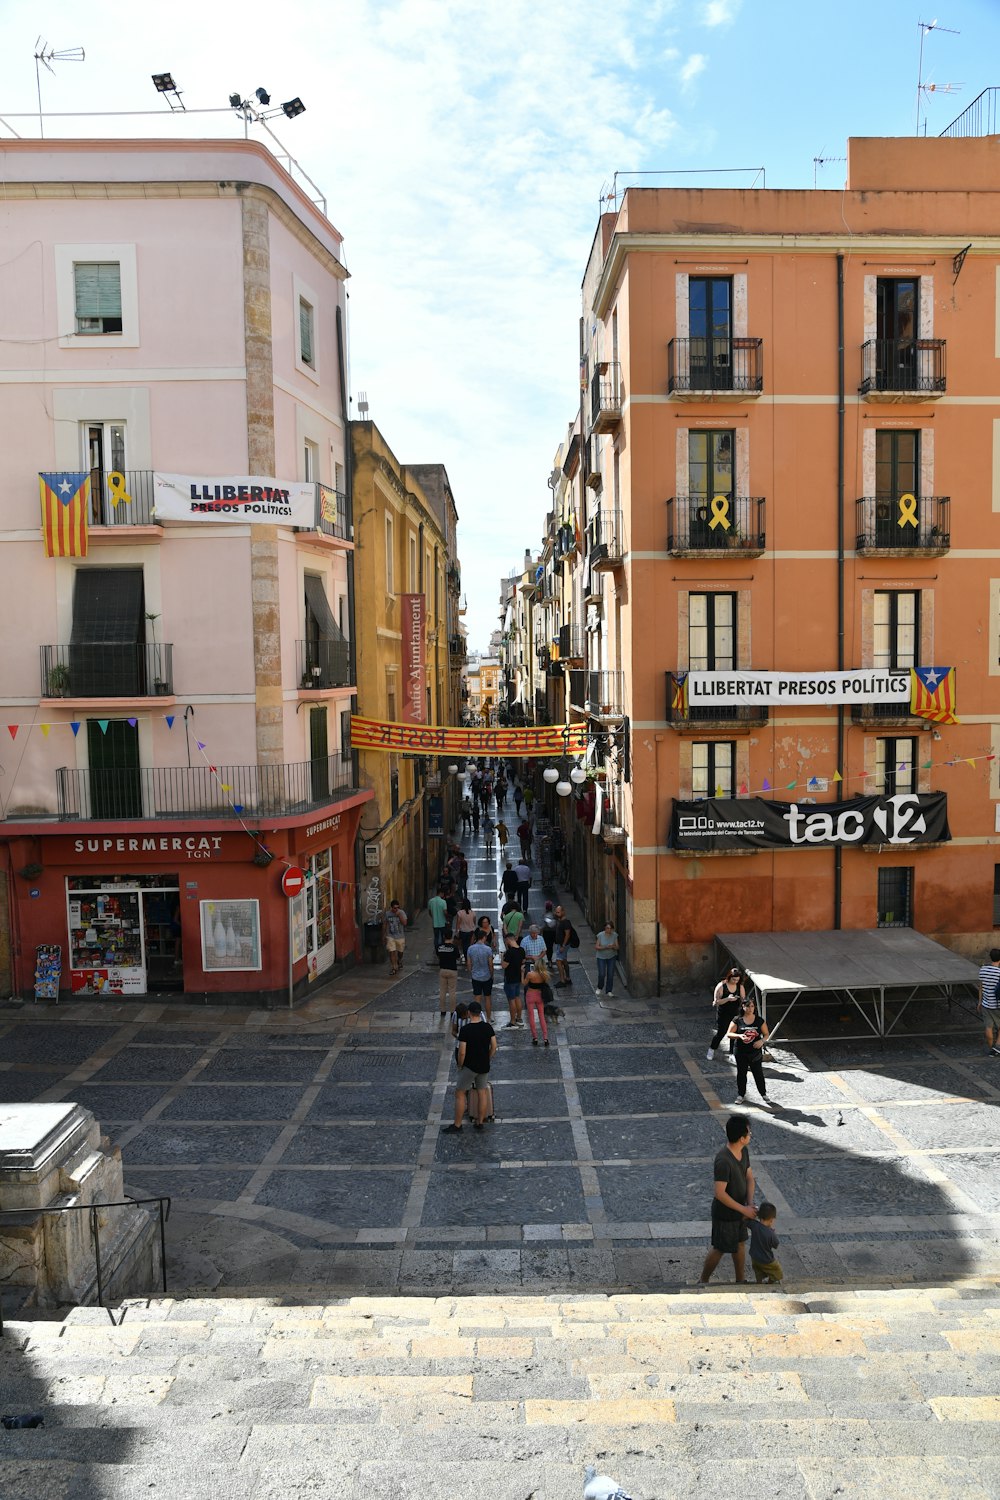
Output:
569,669,623,719
668,338,764,395
851,696,920,726
55,753,357,822
296,638,352,689
559,624,586,663
85,469,156,526
855,495,950,552
590,362,623,433
859,338,946,396
667,496,766,553
41,643,173,699
448,635,467,659
587,509,624,568
665,671,769,728
314,486,350,541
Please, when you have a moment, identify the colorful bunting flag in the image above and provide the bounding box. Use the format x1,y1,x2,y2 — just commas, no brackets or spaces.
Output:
832,770,842,782
7,725,16,740
98,719,109,734
70,722,80,737
40,725,50,738
166,715,175,728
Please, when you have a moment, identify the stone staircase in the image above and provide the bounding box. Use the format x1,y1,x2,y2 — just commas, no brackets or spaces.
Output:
2,1283,999,1499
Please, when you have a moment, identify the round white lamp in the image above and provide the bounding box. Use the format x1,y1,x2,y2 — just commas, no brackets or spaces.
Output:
542,766,560,784
569,765,587,785
448,764,459,776
556,779,572,797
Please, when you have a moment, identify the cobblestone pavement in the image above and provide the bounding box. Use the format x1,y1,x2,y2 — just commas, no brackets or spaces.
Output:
3,817,999,1296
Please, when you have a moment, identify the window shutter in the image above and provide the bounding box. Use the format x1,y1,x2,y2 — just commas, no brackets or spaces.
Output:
74,263,122,319
299,300,314,365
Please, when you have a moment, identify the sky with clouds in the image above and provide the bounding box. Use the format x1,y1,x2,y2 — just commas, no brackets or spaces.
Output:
2,0,1000,647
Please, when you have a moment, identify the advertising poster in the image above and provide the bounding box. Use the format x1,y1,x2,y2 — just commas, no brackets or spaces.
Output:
670,792,951,852
200,899,262,972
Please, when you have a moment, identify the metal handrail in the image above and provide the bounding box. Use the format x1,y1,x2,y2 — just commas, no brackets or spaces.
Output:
0,1196,170,1333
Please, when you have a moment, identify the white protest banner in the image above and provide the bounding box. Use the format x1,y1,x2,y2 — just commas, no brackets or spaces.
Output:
686,669,911,707
153,473,316,526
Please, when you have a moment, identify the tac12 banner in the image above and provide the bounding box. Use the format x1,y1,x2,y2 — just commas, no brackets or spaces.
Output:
349,716,589,756
670,792,951,851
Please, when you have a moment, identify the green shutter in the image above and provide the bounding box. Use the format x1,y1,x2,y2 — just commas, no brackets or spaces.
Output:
74,263,123,319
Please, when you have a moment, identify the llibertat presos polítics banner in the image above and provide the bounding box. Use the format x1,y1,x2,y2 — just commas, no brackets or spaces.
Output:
152,473,316,525
670,792,950,851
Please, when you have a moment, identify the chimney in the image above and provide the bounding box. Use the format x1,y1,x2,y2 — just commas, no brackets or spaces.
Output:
524,549,532,572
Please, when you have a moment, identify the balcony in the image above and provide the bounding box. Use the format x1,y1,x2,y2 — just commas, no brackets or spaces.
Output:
665,672,768,731
559,624,586,664
54,753,358,822
667,496,766,556
448,634,467,661
69,469,158,528
553,522,578,561
296,639,352,690
855,496,950,555
569,669,624,720
314,486,351,543
536,643,551,672
590,362,623,434
859,339,946,399
587,509,624,570
447,561,462,595
668,338,764,398
40,643,173,700
851,695,920,726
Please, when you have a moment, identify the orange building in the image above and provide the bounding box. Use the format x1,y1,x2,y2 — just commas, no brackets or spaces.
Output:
577,133,1000,992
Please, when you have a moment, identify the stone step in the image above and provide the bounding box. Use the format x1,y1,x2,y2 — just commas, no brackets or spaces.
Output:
2,1283,998,1500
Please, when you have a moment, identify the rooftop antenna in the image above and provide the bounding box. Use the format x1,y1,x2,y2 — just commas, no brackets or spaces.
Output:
357,391,370,418
34,38,85,139
916,19,959,134
813,153,846,189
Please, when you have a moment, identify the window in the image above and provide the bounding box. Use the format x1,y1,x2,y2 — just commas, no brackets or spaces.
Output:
693,740,735,799
689,592,735,670
303,574,348,688
875,736,917,796
386,675,398,722
74,262,123,335
84,421,127,525
994,866,1000,927
874,431,918,546
385,515,395,594
390,764,400,818
877,867,913,928
689,276,733,388
341,709,352,764
688,430,734,547
70,567,146,697
873,592,918,715
408,534,417,593
299,297,315,367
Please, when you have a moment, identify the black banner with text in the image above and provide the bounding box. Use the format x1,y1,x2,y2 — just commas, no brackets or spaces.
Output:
670,792,950,851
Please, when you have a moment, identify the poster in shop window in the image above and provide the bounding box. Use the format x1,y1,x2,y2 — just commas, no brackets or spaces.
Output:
200,899,262,971
290,891,306,964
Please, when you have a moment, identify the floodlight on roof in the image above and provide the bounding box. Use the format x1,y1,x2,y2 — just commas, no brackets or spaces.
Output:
281,97,306,119
229,91,243,109
152,72,176,92
256,87,271,105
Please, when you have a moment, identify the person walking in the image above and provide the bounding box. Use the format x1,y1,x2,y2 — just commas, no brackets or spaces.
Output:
502,932,525,1028
499,860,519,907
522,922,546,966
542,901,557,965
454,898,476,958
496,819,509,855
442,1000,496,1133
726,996,772,1107
748,1203,783,1284
517,818,533,862
707,966,747,1060
383,900,408,975
501,901,525,943
523,785,534,815
471,800,480,837
553,905,573,989
466,929,495,1021
595,921,619,997
437,927,460,1016
697,1113,757,1286
460,795,473,834
514,856,532,915
977,946,1000,1055
483,809,495,855
428,888,448,952
513,783,524,815
524,957,550,1046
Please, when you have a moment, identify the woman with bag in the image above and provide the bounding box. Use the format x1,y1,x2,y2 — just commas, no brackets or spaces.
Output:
524,957,551,1047
725,995,773,1107
707,966,746,1060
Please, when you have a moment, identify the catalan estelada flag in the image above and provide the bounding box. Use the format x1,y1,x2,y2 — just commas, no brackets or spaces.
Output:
39,472,90,557
671,671,689,717
910,666,959,725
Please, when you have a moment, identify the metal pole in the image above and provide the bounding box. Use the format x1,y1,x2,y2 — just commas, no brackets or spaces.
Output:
91,1206,104,1309
287,896,294,1009
158,1199,169,1293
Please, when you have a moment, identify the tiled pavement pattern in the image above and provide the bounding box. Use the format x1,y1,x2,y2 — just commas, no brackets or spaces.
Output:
2,1284,1000,1499
2,808,1000,1293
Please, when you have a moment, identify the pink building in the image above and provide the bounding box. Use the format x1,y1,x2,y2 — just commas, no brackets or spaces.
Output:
0,139,371,1003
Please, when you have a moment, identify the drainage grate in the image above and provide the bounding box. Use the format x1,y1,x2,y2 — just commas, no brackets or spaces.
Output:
347,1053,407,1069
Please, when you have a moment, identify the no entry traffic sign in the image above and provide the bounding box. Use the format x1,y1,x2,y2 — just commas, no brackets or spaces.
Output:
281,866,305,898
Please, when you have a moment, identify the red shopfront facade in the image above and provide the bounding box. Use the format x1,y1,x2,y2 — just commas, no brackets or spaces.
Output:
1,789,370,1006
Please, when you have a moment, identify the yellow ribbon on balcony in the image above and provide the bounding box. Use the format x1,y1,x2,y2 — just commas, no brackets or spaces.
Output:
708,495,731,531
897,493,918,529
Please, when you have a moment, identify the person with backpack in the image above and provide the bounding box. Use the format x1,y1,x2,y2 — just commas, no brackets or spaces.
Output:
524,956,551,1046
436,927,461,1016
502,932,526,1028
553,904,575,988
707,966,747,1060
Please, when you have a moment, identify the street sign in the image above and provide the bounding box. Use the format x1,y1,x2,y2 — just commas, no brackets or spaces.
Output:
281,866,305,898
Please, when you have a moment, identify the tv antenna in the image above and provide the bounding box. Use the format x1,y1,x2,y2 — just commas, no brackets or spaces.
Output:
34,38,85,139
813,152,846,189
916,19,959,134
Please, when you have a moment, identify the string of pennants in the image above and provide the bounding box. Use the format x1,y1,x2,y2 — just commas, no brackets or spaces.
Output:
718,750,996,799
0,712,369,892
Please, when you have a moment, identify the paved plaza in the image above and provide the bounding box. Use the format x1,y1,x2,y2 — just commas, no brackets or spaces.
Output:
2,825,999,1296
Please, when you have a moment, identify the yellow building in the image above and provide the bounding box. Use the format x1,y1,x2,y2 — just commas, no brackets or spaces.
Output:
351,422,461,915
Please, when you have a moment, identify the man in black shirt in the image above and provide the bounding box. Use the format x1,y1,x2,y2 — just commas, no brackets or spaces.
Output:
442,1000,497,1133
499,861,519,904
698,1113,757,1286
